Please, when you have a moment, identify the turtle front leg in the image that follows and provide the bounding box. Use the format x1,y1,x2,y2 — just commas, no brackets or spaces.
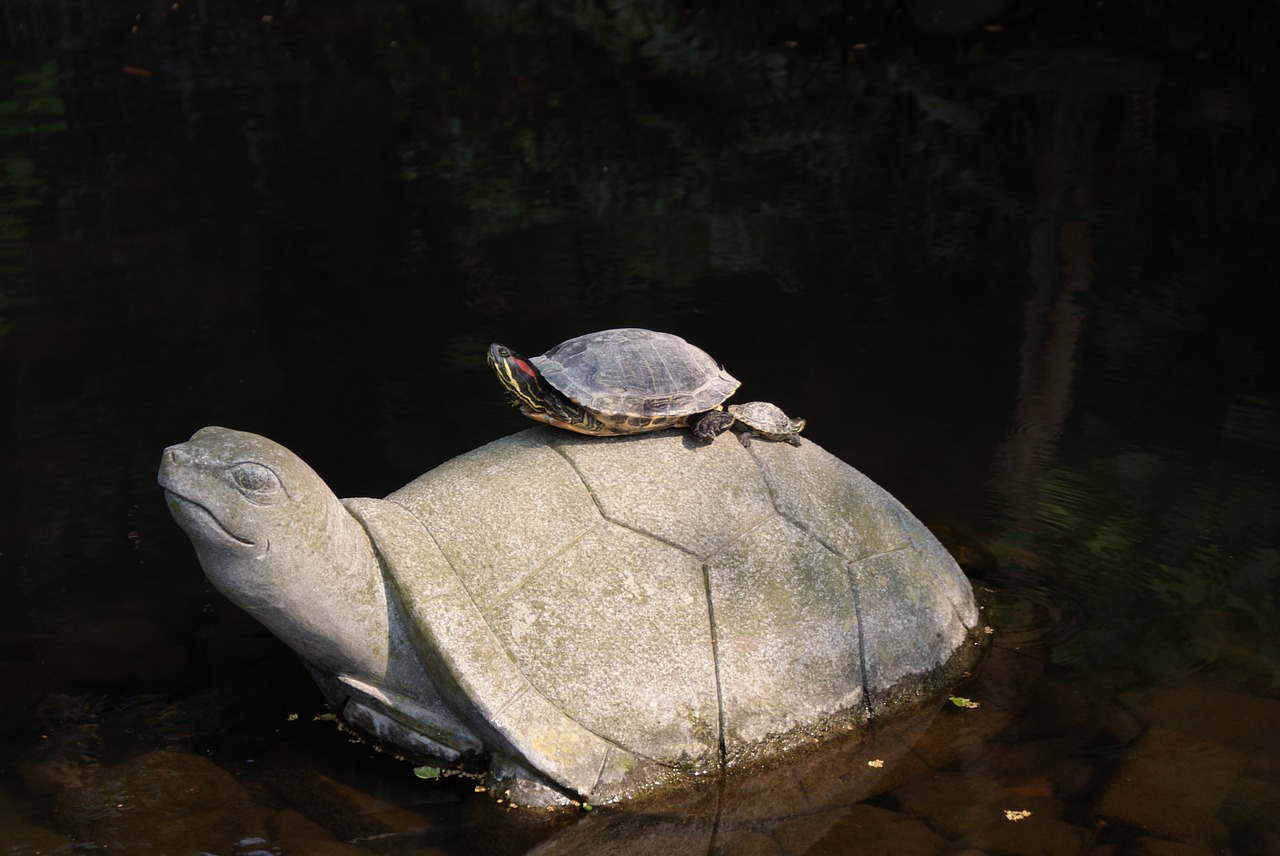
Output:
489,754,576,807
692,409,736,443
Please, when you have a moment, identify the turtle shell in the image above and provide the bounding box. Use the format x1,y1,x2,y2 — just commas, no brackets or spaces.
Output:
349,427,981,803
531,328,740,432
728,401,802,438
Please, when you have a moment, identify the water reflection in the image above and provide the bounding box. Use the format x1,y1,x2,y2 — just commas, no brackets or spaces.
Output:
0,59,60,342
995,423,1280,675
987,71,1280,675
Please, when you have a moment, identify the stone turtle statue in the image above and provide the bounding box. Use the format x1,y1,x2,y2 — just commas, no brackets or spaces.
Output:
159,426,982,806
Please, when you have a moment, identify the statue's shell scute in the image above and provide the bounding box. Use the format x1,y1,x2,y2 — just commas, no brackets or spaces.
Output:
488,525,719,764
555,431,776,557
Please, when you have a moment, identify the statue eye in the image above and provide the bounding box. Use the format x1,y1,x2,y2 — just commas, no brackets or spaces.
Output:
229,463,282,500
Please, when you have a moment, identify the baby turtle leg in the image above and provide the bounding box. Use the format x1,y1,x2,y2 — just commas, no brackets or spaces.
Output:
735,426,803,447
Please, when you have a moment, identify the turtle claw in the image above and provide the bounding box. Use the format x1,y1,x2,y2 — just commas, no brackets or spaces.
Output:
692,409,736,443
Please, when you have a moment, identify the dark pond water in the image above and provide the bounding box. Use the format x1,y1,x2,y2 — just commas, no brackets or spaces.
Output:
3,1,1278,853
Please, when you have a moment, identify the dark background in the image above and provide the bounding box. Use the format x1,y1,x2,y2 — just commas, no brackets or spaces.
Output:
1,1,1277,852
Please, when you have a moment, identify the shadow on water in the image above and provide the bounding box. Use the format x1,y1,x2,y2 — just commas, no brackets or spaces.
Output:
1,0,1278,853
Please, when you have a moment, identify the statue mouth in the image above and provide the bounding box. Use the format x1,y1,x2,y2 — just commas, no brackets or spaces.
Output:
163,490,257,548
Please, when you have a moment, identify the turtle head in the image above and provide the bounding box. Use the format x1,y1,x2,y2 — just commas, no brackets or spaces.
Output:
488,343,552,414
488,343,600,433
158,427,394,680
158,426,334,563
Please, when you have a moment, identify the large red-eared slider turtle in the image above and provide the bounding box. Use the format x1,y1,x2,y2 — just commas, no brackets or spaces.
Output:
488,328,742,437
159,426,983,807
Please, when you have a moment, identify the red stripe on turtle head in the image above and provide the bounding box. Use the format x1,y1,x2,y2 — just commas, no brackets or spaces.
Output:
513,357,538,382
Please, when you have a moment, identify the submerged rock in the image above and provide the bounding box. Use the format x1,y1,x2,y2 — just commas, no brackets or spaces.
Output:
54,750,264,852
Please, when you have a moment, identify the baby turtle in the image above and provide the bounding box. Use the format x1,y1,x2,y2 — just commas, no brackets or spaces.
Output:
694,401,806,446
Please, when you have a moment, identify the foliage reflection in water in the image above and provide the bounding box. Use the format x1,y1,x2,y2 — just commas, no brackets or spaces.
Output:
0,0,1277,853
